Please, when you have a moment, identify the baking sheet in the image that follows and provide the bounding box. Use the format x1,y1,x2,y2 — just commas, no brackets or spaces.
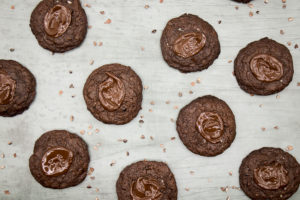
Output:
0,0,300,199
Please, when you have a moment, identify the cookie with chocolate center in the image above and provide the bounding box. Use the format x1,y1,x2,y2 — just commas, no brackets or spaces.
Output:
83,64,143,125
160,13,220,73
116,161,178,200
234,37,294,95
0,60,36,117
29,130,90,189
176,95,236,156
30,0,87,53
239,147,300,200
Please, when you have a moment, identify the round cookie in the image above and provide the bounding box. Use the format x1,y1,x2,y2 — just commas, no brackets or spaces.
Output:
116,161,178,200
160,13,220,73
239,147,300,200
176,95,236,157
29,130,90,189
83,63,143,125
232,0,253,3
30,0,87,53
234,37,294,95
0,60,36,117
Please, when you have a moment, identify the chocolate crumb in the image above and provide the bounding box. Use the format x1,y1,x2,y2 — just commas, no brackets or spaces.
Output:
87,185,92,189
280,30,284,35
150,136,154,140
110,161,116,166
229,171,233,176
274,126,279,130
140,135,145,139
69,70,73,74
249,11,253,17
4,190,10,195
8,142,12,145
184,188,190,191
13,153,17,158
163,148,166,153
90,176,95,180
0,165,5,169
282,4,286,9
190,171,194,175
196,78,201,83
189,90,193,94
69,84,74,88
295,44,299,49
152,29,157,33
178,92,183,97
297,82,300,86
218,20,222,24
144,4,150,9
235,6,239,10
171,137,176,140
150,101,155,105
139,119,144,124
286,145,294,151
9,48,15,52
288,17,294,22
123,139,128,143
165,100,170,104
100,11,105,15
126,151,129,156
261,127,266,131
170,118,175,123
256,10,260,14
104,18,112,24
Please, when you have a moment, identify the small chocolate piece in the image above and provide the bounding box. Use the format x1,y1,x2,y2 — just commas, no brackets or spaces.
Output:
29,130,90,189
161,13,220,73
41,147,73,177
239,147,300,200
83,63,143,125
234,37,294,95
30,0,88,53
0,60,36,117
116,161,177,200
176,95,236,156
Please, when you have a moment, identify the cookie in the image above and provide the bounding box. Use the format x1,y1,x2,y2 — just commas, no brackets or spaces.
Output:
239,147,300,200
116,161,178,200
30,0,87,53
29,130,90,189
232,0,253,3
160,13,220,73
83,63,143,125
0,60,36,117
234,37,294,95
176,95,236,157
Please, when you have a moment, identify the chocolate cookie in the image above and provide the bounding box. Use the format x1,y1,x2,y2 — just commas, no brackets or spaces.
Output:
0,60,36,117
29,130,90,189
116,161,178,200
234,37,294,95
239,147,300,200
83,63,143,125
232,0,253,3
30,0,87,53
176,95,236,157
160,13,220,73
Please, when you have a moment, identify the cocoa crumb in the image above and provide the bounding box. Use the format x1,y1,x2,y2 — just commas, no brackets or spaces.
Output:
288,17,294,22
165,100,170,104
297,82,300,86
90,176,95,180
139,119,144,124
104,18,111,24
80,130,85,135
110,161,116,166
159,0,164,3
69,84,74,88
171,137,176,140
295,44,299,49
256,10,260,14
178,92,183,97
249,11,253,17
126,151,129,156
150,136,154,140
144,5,150,9
84,4,91,8
70,115,74,122
280,30,284,35
10,5,15,10
87,185,92,189
4,190,10,195
8,141,12,145
152,29,157,33
13,153,17,158
98,42,103,46
100,11,105,15
123,139,128,143
235,6,239,10
9,48,15,52
88,25,92,29
274,126,279,130
150,101,155,105
184,188,190,191
189,90,193,94
229,171,233,176
282,4,286,9
190,82,195,86
140,135,145,139
170,118,175,123
218,20,222,24
261,127,266,131
286,145,294,151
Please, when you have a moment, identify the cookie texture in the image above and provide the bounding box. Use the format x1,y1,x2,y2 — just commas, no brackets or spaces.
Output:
232,0,253,3
161,13,220,73
29,130,90,189
30,0,87,53
83,63,143,125
0,60,36,117
239,147,300,200
116,161,178,200
176,95,236,157
234,37,293,95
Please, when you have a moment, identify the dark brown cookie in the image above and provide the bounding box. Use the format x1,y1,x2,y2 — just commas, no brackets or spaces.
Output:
239,147,300,200
160,13,220,73
116,161,178,200
29,130,90,189
232,0,253,3
234,37,294,95
30,0,87,53
83,63,143,125
0,60,36,117
176,95,236,157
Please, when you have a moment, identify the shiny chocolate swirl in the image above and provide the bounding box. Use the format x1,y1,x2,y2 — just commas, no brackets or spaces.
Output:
196,112,224,143
130,177,162,200
41,147,73,176
254,163,289,190
44,4,72,37
98,72,125,111
0,72,16,105
250,54,283,82
173,32,206,58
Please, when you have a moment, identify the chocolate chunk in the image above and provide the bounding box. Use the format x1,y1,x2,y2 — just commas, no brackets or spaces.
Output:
83,63,143,125
160,13,220,73
0,60,36,117
30,0,88,53
116,161,178,200
234,38,294,95
29,130,90,189
239,147,300,200
176,95,236,156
